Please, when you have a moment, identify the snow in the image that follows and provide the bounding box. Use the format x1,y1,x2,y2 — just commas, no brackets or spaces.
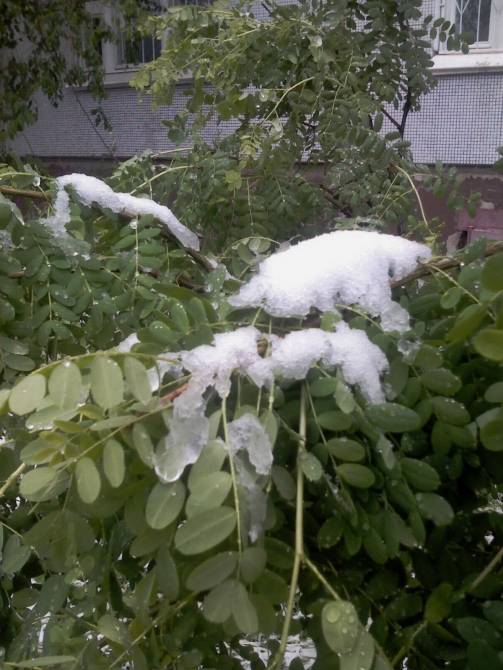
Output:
228,414,272,541
180,327,271,396
228,414,273,477
269,322,388,403
46,173,199,252
152,230,430,484
229,230,431,332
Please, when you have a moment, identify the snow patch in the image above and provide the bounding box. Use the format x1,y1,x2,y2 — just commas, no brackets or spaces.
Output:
229,230,431,332
269,322,388,403
228,414,272,542
46,173,199,252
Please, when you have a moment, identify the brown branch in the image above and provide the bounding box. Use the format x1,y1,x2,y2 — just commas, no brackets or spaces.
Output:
0,185,49,200
400,86,413,138
381,108,402,133
391,243,503,289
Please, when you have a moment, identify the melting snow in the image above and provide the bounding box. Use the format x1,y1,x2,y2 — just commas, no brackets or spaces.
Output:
228,414,272,541
229,230,431,332
154,230,430,485
46,173,199,253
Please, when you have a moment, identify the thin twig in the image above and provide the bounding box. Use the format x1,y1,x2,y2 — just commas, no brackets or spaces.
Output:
0,463,26,498
467,545,503,594
0,185,49,200
390,243,503,289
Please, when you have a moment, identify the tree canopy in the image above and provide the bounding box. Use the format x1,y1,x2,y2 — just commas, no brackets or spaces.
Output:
0,158,502,670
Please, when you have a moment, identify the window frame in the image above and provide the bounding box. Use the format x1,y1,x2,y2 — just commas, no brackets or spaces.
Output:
432,0,503,73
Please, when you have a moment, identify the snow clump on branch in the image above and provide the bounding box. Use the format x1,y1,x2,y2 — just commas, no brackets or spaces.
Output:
45,173,199,255
229,230,431,332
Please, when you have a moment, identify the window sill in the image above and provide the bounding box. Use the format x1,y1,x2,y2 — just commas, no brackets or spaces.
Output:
102,68,193,88
432,51,503,74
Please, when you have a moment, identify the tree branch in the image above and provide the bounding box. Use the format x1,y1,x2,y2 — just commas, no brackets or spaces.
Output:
381,108,402,133
0,184,214,274
0,185,49,200
390,243,503,289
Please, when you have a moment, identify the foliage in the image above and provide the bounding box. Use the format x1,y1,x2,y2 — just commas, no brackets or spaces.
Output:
0,0,154,140
128,0,479,251
0,163,502,670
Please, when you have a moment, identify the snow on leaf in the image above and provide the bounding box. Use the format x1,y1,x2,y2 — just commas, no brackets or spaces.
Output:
46,173,199,252
229,230,431,331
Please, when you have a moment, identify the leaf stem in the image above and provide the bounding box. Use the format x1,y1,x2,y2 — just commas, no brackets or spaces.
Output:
0,463,26,498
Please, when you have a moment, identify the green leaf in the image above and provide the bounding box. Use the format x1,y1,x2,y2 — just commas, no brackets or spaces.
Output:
363,528,388,564
467,640,503,670
485,382,503,403
481,420,503,451
241,547,268,583
155,546,179,601
103,439,125,488
90,356,124,408
425,583,453,623
263,538,294,569
188,439,226,490
431,396,470,425
145,480,186,529
481,253,503,292
9,375,46,415
232,582,259,634
2,535,31,574
4,354,35,372
420,369,461,396
326,438,365,462
299,451,323,481
337,464,375,488
474,329,503,361
447,304,487,343
335,381,357,414
440,287,463,309
317,411,353,431
271,465,296,500
376,435,397,470
385,593,423,620
185,471,232,517
175,506,237,555
132,423,154,466
366,403,420,432
322,601,359,654
203,580,235,623
401,458,440,491
340,629,375,670
97,613,131,646
75,457,101,504
318,515,344,548
310,377,338,397
255,570,289,605
19,467,57,499
416,493,454,525
48,361,82,409
124,357,152,404
186,552,238,592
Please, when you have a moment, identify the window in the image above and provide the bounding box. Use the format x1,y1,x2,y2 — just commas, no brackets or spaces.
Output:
118,31,162,66
437,0,503,51
432,0,503,73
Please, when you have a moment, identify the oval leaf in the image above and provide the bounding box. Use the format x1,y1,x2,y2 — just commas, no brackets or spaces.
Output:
145,480,186,529
9,375,46,415
90,357,124,409
175,506,237,555
48,361,82,409
75,457,101,504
